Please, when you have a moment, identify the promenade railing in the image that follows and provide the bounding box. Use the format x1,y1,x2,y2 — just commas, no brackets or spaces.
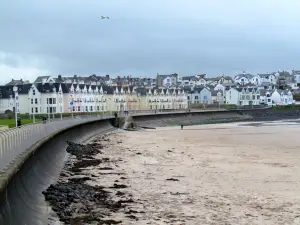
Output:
0,108,215,173
0,113,114,172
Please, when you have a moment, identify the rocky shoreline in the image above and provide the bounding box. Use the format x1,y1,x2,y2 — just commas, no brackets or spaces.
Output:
43,134,142,224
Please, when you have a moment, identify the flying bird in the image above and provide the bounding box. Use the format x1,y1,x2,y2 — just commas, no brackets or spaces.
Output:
100,16,109,19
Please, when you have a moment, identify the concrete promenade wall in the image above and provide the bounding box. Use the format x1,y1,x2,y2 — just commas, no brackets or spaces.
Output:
0,118,116,225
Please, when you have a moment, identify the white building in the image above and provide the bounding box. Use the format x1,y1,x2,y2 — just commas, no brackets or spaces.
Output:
234,73,260,85
146,88,188,110
258,73,277,85
225,87,260,106
260,89,293,106
292,70,300,84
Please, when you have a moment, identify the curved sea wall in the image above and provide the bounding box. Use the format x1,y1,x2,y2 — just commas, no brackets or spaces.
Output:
132,108,300,127
0,119,115,225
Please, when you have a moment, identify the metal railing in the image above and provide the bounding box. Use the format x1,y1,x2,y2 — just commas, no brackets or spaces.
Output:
0,109,217,173
0,113,114,172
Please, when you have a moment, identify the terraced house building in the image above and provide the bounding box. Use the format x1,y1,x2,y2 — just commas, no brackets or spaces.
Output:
225,87,260,106
0,77,189,115
146,88,188,110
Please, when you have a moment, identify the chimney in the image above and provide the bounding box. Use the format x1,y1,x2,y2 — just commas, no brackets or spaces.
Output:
74,75,77,79
106,74,110,79
58,75,62,80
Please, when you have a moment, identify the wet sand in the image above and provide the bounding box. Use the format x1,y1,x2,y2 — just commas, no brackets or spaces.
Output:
95,123,300,224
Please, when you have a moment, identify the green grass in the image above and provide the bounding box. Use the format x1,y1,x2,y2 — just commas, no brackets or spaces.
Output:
0,119,41,128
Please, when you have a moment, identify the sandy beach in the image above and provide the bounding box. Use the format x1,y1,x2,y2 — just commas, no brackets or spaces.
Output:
84,122,300,225
45,122,300,224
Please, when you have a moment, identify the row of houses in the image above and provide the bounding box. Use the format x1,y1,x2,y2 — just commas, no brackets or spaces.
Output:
5,70,300,90
0,78,189,115
1,71,299,115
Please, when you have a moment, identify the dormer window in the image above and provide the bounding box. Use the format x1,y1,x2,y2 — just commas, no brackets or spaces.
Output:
33,90,35,95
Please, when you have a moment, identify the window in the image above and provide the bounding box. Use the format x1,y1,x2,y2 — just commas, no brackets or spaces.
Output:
78,106,80,111
97,106,100,111
31,99,33,104
35,107,38,113
35,98,38,104
102,106,104,110
53,107,56,113
85,106,88,112
73,106,75,112
47,98,49,104
31,108,34,113
49,98,53,104
53,98,56,104
252,95,255,100
195,96,198,99
90,106,93,111
47,107,49,113
33,90,35,95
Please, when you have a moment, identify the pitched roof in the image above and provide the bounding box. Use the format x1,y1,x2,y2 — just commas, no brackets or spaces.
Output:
35,83,57,93
52,83,69,93
135,87,147,96
34,76,51,83
182,76,198,81
0,86,12,98
234,73,255,80
5,79,25,86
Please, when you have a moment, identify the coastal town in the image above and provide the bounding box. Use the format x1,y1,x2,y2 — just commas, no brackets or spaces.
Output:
0,71,300,115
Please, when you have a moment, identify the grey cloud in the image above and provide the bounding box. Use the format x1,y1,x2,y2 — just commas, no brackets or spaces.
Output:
0,0,300,78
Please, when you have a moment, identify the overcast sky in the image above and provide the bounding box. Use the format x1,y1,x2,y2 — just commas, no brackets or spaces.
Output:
0,0,300,84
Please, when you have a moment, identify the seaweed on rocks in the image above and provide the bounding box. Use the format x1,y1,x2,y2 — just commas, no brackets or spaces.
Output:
73,159,102,169
66,141,103,159
43,137,138,224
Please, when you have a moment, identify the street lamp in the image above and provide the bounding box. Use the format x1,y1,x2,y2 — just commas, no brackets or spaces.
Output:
70,94,74,119
59,93,63,120
29,87,36,124
13,86,18,128
47,100,50,122
217,91,222,110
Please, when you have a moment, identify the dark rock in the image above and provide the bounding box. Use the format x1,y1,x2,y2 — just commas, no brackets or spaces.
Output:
116,191,125,196
126,215,138,220
111,183,128,189
166,178,180,181
99,167,113,170
73,159,102,169
66,141,102,159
